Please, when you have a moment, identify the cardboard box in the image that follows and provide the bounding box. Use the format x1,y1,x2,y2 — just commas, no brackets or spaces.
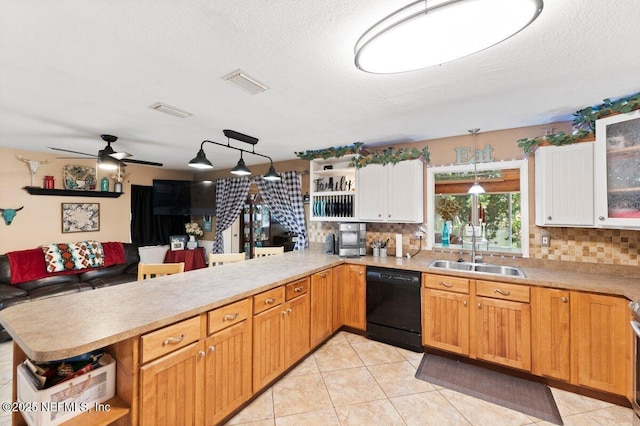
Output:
17,358,115,426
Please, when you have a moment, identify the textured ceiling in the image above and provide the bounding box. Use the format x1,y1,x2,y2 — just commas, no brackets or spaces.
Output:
1,0,639,171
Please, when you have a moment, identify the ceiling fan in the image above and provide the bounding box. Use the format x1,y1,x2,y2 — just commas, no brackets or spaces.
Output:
50,134,163,168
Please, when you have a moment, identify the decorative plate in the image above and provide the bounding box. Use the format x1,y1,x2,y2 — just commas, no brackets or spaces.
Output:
63,165,97,190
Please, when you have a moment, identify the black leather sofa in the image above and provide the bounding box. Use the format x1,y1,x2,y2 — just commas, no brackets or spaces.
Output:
0,243,139,342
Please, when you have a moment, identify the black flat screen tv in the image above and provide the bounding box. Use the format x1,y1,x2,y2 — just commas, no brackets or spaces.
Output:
152,180,216,216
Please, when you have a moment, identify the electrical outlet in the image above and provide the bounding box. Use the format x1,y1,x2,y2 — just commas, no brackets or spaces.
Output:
541,230,550,247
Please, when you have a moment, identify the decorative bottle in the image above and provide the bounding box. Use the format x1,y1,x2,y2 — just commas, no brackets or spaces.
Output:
442,221,450,247
100,177,109,192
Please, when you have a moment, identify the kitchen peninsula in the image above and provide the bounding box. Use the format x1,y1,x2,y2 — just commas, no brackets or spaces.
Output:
2,249,639,425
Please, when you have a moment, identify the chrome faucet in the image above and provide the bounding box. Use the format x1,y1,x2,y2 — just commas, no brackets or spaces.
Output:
470,224,483,263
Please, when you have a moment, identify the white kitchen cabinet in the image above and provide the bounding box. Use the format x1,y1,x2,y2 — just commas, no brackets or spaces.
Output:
594,109,640,229
535,142,594,227
357,159,423,223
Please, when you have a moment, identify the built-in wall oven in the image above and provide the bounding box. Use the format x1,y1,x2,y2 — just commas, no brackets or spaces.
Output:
629,301,640,425
366,267,422,352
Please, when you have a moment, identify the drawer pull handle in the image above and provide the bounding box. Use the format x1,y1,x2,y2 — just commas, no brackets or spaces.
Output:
209,345,216,353
265,298,276,305
163,333,186,346
494,288,511,296
198,350,206,358
294,286,304,292
438,281,453,288
223,313,239,321
562,297,568,303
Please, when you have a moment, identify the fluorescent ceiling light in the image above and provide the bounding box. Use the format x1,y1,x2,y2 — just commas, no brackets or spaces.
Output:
222,69,269,95
148,102,193,118
355,0,544,74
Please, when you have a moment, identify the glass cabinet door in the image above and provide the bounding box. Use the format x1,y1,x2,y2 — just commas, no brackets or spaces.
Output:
239,193,271,258
595,109,640,228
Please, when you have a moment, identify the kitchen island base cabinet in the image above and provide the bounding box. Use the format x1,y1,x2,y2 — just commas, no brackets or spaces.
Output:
252,279,310,392
139,342,203,425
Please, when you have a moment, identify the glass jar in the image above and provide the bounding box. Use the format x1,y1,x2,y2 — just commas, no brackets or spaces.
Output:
44,176,55,189
100,177,109,192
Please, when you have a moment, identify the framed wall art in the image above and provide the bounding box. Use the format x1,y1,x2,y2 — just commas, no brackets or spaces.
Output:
61,203,100,233
170,235,187,251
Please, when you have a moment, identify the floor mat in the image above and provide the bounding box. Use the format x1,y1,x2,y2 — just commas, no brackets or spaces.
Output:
415,353,563,425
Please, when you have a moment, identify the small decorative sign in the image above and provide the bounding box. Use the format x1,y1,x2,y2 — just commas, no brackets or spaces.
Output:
454,145,494,165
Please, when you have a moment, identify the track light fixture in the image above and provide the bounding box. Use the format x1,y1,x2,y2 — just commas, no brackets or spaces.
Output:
188,129,281,180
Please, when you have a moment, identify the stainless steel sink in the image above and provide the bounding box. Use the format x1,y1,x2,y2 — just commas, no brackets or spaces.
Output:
428,260,526,278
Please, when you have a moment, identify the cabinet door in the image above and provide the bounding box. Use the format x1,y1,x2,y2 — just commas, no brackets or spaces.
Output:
253,306,285,392
387,159,424,223
422,288,470,355
337,264,366,330
594,109,640,228
140,342,203,425
475,297,531,371
535,143,594,226
531,288,571,381
573,292,629,395
285,293,310,367
204,321,252,425
357,164,387,221
311,269,333,348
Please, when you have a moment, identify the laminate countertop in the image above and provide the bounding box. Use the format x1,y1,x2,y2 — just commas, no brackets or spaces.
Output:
1,248,639,362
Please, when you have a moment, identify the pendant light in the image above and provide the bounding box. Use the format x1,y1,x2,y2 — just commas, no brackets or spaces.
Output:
187,129,281,180
468,128,485,194
354,0,543,74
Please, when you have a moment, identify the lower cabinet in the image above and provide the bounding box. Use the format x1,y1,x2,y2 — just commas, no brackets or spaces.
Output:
310,269,333,348
252,279,310,392
139,342,203,425
532,287,571,381
334,264,366,330
573,292,630,395
422,275,470,356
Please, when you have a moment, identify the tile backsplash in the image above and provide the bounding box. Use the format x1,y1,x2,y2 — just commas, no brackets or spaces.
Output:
308,221,640,266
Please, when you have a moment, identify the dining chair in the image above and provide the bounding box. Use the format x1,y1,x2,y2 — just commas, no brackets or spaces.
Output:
254,246,284,257
137,262,185,280
209,252,246,267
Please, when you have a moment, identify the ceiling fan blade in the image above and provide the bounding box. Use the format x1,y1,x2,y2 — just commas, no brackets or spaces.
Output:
49,146,96,157
122,158,163,167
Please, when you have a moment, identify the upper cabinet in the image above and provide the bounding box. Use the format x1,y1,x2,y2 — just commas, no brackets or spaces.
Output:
309,158,356,222
535,142,594,227
357,159,424,223
594,109,640,229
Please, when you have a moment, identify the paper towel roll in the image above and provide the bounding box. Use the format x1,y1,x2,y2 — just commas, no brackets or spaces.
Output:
395,234,403,258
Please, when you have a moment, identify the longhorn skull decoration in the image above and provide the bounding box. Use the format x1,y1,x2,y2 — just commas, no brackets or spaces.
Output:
16,154,51,186
0,207,24,225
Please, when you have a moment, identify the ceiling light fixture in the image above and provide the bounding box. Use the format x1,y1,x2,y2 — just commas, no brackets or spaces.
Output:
354,0,544,74
467,128,485,195
222,69,269,95
188,130,281,180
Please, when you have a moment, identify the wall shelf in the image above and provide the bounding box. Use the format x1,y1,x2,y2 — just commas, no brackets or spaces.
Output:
23,187,123,198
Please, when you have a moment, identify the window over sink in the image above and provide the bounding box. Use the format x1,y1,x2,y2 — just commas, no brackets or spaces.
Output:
426,160,529,257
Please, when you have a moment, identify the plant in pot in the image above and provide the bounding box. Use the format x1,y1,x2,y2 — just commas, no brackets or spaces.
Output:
435,196,461,247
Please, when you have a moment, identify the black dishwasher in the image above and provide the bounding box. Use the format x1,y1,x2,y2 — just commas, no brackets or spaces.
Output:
366,267,422,352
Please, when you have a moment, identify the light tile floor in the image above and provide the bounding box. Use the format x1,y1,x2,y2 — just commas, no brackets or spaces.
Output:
0,332,634,426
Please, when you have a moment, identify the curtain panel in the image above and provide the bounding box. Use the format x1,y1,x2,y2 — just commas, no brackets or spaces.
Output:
256,171,308,250
214,177,251,253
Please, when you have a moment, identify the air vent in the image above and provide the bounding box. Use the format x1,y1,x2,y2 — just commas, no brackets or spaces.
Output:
148,102,193,118
222,69,269,95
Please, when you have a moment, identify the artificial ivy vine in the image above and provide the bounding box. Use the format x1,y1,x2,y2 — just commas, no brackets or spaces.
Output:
295,142,430,168
517,91,640,154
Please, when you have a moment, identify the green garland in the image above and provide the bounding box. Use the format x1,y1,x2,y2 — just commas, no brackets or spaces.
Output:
295,143,430,168
518,91,640,154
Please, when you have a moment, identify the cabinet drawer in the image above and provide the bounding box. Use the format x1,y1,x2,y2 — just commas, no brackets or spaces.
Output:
140,315,202,364
253,286,285,315
208,298,251,335
285,278,309,301
476,280,530,303
423,274,470,294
